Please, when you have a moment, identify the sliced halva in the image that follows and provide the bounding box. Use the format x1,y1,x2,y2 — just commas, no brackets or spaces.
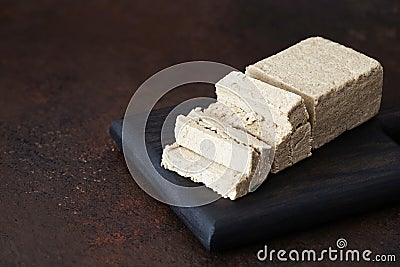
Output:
174,110,273,190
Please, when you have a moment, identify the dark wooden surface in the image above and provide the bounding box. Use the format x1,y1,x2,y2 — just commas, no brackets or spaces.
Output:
1,0,400,265
110,108,400,252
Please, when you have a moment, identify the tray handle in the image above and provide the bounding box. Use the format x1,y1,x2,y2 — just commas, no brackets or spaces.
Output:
377,108,400,145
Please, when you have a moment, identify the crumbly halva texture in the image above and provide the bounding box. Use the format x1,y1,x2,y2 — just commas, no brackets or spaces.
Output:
174,110,273,191
175,113,255,175
161,143,251,200
246,36,383,148
214,71,312,173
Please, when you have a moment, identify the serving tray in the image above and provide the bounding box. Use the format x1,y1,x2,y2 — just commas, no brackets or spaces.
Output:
110,107,400,251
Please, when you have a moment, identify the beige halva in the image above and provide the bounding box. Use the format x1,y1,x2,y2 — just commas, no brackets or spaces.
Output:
161,37,383,200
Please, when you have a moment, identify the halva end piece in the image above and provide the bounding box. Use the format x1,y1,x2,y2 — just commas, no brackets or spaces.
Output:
161,143,260,200
246,36,383,148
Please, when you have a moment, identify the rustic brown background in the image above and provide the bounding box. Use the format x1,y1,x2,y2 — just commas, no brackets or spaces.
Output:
0,0,399,266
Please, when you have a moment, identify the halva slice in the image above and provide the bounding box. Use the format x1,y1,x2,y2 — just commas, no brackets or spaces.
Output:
214,71,312,173
161,143,265,200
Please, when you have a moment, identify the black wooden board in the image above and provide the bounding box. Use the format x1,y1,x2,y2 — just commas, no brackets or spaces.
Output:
110,108,400,251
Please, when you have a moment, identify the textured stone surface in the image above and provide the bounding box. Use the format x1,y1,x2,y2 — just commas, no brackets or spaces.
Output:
1,0,399,265
246,37,383,148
